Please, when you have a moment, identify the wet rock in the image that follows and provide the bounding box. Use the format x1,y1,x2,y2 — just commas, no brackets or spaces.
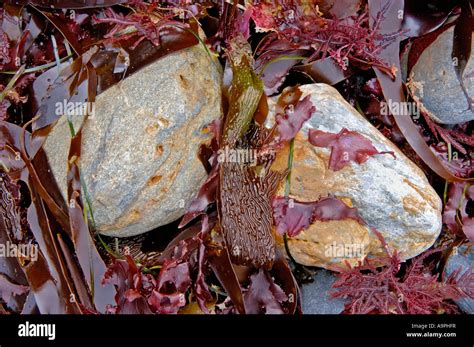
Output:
444,244,473,314
44,45,222,237
301,269,346,314
410,27,473,124
270,84,442,268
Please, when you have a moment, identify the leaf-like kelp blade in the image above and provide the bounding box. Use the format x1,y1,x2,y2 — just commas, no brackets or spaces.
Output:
254,47,308,96
402,0,457,38
451,0,472,110
30,48,97,152
4,0,128,9
0,274,29,304
32,8,85,56
218,35,285,269
205,227,246,314
0,121,83,313
179,165,218,228
271,248,299,314
406,24,454,76
221,36,263,147
443,182,474,242
67,126,115,312
0,120,70,233
0,174,30,313
369,0,474,183
179,120,220,228
1,122,92,313
220,163,284,269
293,58,354,85
90,24,199,94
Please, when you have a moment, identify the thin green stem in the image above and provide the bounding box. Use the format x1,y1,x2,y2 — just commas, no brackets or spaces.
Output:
66,119,119,261
142,265,162,274
183,26,214,60
0,55,73,75
283,138,299,265
285,139,295,197
0,66,25,102
443,143,452,205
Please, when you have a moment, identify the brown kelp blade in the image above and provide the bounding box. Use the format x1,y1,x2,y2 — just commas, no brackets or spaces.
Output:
218,35,286,269
369,0,474,183
0,175,30,313
4,1,128,9
67,127,115,312
0,121,110,313
205,226,246,315
219,163,283,269
220,35,263,148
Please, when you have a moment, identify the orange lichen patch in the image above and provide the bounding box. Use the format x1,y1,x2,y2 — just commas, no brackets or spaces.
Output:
157,117,170,128
401,229,438,258
147,174,163,186
128,210,141,222
144,198,158,209
155,144,164,157
402,194,426,215
102,209,142,232
179,74,190,89
167,166,179,182
287,219,370,269
339,196,354,207
271,133,355,201
365,231,431,261
403,178,441,210
145,123,159,135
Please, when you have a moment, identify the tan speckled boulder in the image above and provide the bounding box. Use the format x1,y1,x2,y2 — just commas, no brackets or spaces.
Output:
270,84,442,268
44,45,222,237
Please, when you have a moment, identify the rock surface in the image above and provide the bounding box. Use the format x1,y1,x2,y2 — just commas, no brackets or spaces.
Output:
301,270,346,314
44,45,223,237
410,27,473,124
270,84,442,268
444,244,473,314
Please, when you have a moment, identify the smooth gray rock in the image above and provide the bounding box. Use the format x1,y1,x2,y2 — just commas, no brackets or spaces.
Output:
445,244,474,314
269,84,442,268
301,270,346,314
410,27,473,124
44,45,223,237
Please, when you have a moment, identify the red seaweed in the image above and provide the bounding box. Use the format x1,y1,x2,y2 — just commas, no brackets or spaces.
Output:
273,196,366,237
331,231,472,314
308,128,395,171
